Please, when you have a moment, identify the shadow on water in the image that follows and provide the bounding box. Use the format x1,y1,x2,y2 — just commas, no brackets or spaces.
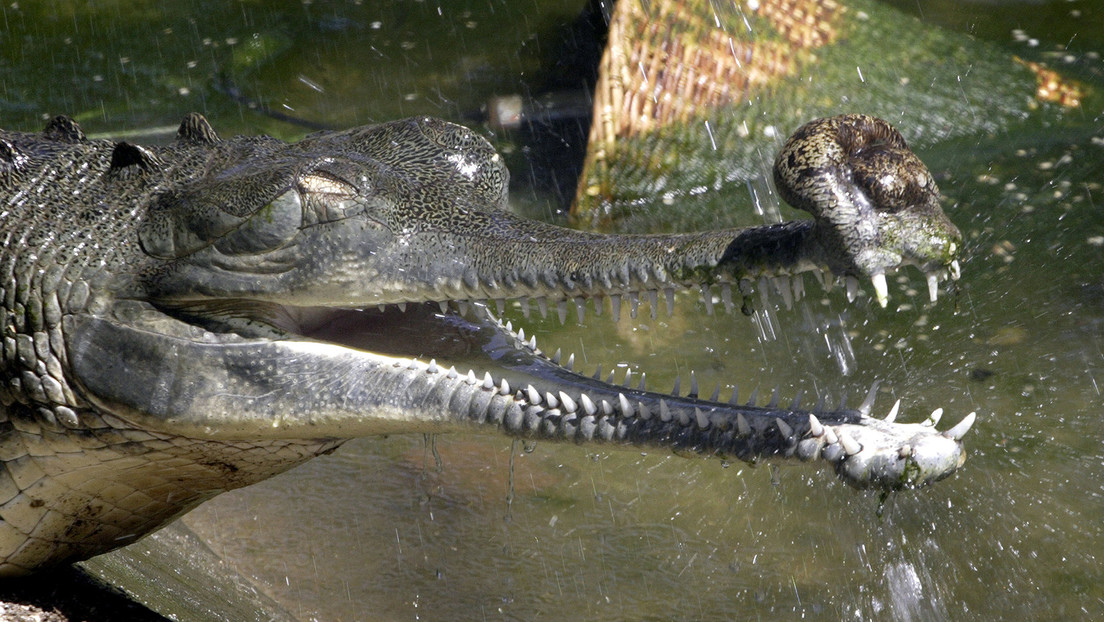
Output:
2,0,1103,620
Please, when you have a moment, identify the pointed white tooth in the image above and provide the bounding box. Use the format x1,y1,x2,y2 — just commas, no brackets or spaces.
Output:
558,392,576,413
601,400,614,415
557,300,568,324
482,372,494,390
924,407,944,427
846,276,859,302
438,301,449,314
695,408,709,429
736,413,751,436
648,290,658,320
808,414,824,437
396,302,407,312
566,353,575,371
944,411,977,441
768,387,779,408
495,298,506,315
824,428,838,445
505,320,513,333
792,274,805,301
885,399,901,423
629,291,640,319
710,385,721,402
677,408,690,426
526,385,541,404
537,296,548,318
728,386,739,405
721,283,734,313
447,366,458,379
545,392,559,409
610,294,622,321
689,372,699,397
520,296,530,318
858,381,881,416
517,327,526,342
427,359,439,374
839,432,861,456
701,285,714,315
377,304,387,313
746,387,758,406
551,348,562,364
949,259,961,280
811,269,826,290
618,393,633,416
528,336,537,350
457,301,468,316
871,272,889,308
592,364,602,380
659,399,672,422
776,418,793,438
638,373,646,391
499,379,511,395
466,369,478,385
580,393,598,416
574,297,586,323
926,273,940,303
623,369,633,388
671,376,681,397
665,288,675,316
638,401,652,420
607,369,617,384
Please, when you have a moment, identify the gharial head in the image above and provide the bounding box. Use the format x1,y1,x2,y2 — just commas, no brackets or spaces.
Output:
135,116,511,307
67,112,974,484
774,114,962,307
0,112,977,577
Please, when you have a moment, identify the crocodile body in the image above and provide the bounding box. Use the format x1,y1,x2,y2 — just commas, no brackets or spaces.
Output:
0,112,971,575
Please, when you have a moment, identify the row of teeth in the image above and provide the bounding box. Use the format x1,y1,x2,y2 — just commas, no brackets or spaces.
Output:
378,264,960,321
389,355,977,459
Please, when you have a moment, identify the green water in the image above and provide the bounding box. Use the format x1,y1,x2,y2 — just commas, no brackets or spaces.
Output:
3,0,1104,620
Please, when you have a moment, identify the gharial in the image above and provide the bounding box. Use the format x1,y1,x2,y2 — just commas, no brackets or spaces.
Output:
0,112,974,575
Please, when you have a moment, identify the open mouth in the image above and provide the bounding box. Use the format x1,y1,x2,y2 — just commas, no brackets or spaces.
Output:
194,265,972,493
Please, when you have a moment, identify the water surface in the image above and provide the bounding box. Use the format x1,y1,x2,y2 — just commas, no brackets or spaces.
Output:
3,1,1102,620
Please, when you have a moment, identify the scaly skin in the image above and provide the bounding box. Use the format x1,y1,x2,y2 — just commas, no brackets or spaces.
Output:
0,113,969,576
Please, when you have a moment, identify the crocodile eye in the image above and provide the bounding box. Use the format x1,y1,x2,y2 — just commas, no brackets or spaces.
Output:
214,189,303,255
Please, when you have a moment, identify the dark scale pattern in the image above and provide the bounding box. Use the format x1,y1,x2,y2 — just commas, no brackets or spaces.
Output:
0,112,970,576
0,116,347,574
